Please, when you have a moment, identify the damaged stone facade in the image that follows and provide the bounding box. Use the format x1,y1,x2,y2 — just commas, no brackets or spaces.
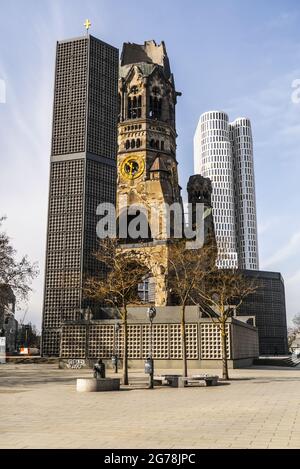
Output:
117,40,183,306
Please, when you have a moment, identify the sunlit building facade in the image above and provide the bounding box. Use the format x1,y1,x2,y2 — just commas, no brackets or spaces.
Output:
194,111,259,270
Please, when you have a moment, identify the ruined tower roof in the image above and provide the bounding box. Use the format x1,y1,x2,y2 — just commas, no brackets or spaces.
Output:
120,40,171,78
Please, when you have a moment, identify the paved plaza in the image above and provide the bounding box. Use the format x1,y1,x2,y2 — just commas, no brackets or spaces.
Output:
1,364,300,449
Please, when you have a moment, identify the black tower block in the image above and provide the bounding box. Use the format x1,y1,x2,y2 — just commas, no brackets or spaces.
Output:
42,35,118,356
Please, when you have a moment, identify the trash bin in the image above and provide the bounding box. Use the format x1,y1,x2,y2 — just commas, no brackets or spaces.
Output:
144,357,153,375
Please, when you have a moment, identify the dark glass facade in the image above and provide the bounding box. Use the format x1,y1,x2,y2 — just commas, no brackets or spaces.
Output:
239,270,288,355
42,35,118,356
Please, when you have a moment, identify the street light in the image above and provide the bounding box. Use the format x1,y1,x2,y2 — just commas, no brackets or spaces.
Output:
24,324,30,348
145,306,156,389
112,321,121,373
82,306,92,364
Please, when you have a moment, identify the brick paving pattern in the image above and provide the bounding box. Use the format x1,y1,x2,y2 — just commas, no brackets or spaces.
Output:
1,364,300,448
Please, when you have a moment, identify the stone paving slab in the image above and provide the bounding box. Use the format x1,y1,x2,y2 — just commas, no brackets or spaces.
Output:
0,364,300,448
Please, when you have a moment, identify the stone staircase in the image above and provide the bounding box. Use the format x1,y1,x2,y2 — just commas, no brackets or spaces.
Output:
254,356,300,367
5,356,59,364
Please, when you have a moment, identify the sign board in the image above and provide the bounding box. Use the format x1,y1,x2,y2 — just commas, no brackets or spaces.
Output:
0,337,6,364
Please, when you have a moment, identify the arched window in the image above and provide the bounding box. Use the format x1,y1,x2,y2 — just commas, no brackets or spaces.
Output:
125,140,130,150
150,139,155,148
127,97,132,119
136,138,141,148
128,95,142,119
131,139,135,149
156,140,160,149
161,141,164,151
149,96,162,119
137,96,142,117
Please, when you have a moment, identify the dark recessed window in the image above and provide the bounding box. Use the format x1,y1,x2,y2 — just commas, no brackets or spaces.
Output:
128,95,142,119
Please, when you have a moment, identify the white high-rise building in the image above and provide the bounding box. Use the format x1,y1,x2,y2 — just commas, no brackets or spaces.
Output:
230,118,259,270
194,111,238,268
194,111,259,270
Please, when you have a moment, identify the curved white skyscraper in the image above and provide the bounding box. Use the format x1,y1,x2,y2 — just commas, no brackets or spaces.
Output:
194,111,238,268
230,118,259,269
194,111,259,270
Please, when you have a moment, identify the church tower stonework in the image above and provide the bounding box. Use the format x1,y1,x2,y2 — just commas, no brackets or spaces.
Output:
117,40,182,306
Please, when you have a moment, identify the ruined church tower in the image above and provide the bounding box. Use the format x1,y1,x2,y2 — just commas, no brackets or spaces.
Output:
117,40,182,305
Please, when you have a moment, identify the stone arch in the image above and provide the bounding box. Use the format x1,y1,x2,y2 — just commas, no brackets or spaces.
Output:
117,208,153,244
116,243,170,306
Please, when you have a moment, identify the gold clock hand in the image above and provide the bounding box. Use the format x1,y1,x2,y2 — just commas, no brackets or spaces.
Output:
129,161,135,176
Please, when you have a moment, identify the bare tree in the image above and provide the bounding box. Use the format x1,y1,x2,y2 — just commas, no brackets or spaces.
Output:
292,313,300,329
288,313,300,351
168,240,216,377
0,216,39,309
191,269,258,380
288,327,297,351
84,239,149,385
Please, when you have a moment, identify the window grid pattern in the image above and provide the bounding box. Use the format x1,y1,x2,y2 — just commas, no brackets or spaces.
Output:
52,39,88,156
60,323,200,359
83,159,117,277
194,111,259,270
128,325,142,358
194,111,238,269
43,159,84,334
200,323,231,359
88,325,116,358
42,330,60,357
230,118,259,270
142,324,169,359
186,324,199,359
238,272,288,355
169,324,182,359
42,37,118,358
169,324,199,359
87,37,118,158
61,325,86,358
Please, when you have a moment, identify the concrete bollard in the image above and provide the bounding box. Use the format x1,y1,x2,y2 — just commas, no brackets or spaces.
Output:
76,378,120,392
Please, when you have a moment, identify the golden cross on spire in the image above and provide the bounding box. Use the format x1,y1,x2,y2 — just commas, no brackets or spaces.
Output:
84,19,91,34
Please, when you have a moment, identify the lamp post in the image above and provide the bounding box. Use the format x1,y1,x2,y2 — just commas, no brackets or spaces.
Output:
84,306,92,365
112,321,121,373
146,306,156,389
24,324,30,349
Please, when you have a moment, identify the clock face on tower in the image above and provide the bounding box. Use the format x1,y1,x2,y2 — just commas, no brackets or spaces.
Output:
120,154,145,180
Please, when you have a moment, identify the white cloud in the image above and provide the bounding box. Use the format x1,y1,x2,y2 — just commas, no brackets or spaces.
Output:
261,232,300,269
285,269,300,324
257,217,278,236
0,2,64,328
226,69,300,323
229,79,300,152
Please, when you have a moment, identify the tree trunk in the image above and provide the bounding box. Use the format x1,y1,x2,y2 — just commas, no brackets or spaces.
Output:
221,322,229,380
122,307,129,385
181,305,188,377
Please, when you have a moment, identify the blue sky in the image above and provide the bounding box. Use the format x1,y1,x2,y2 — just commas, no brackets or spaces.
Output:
0,0,300,328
